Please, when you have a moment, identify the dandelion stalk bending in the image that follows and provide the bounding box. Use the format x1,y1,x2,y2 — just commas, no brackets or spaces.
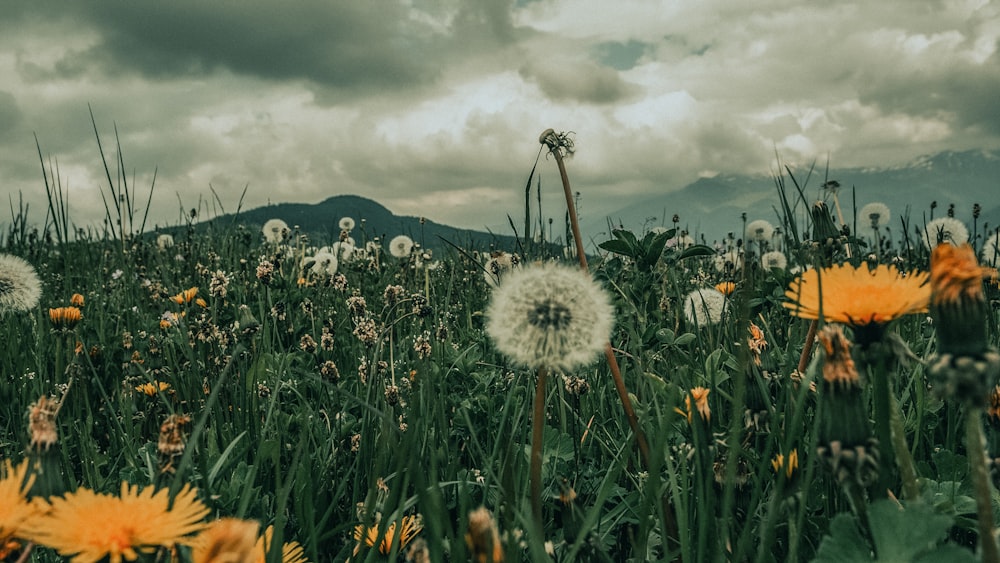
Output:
539,129,651,468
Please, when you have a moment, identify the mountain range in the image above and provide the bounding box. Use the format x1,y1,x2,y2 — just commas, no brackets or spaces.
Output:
195,149,1000,252
603,149,1000,244
199,193,528,253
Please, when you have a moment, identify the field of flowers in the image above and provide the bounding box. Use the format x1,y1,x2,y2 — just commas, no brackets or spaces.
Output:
2,133,1000,562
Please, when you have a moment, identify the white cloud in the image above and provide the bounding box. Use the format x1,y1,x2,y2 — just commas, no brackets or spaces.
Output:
1,0,998,239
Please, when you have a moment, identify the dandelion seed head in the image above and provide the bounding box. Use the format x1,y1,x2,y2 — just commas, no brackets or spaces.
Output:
262,218,289,244
484,251,521,287
389,235,414,258
746,219,774,242
761,250,788,271
339,216,356,231
921,217,969,248
981,231,1000,266
486,262,614,371
0,254,42,314
308,251,339,276
156,233,175,250
682,288,728,327
858,202,891,229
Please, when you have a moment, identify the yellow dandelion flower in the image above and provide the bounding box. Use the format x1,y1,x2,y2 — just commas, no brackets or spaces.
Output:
466,507,504,563
930,243,994,307
353,514,422,556
23,482,209,563
195,297,208,308
135,381,171,396
770,449,799,480
714,281,736,296
254,525,308,563
0,459,39,552
784,262,929,327
49,306,83,329
191,518,259,563
675,387,711,423
70,293,85,307
170,287,199,305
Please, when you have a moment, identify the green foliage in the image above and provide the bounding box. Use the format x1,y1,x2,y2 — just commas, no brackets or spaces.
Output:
813,501,975,563
3,182,1000,562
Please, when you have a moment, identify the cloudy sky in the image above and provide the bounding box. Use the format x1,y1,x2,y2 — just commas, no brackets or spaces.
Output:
1,0,998,238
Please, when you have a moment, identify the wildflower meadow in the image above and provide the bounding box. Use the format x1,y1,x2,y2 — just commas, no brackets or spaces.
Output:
4,129,1000,562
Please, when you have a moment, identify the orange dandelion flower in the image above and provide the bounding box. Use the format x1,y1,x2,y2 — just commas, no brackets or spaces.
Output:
675,387,711,423
254,525,308,563
930,243,994,307
353,514,423,556
170,287,199,305
28,395,60,451
135,381,171,396
49,306,83,329
70,293,85,307
23,482,209,563
195,297,208,308
191,518,259,563
770,449,799,480
0,459,40,554
748,322,767,365
784,262,929,327
466,507,504,563
715,281,736,296
817,325,860,387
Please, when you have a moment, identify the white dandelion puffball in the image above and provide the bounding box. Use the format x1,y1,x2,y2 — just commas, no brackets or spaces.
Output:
389,235,414,258
262,218,289,244
308,251,338,275
761,250,788,271
484,251,521,287
339,216,356,231
332,241,355,262
982,231,1000,266
857,202,891,230
713,249,743,273
0,254,42,314
486,262,615,371
746,219,774,242
921,217,969,248
683,288,729,327
156,233,175,250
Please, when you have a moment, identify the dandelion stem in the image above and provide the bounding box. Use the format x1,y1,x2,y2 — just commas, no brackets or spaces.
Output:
530,365,549,533
966,407,1000,563
796,320,818,374
540,129,651,467
13,542,33,563
888,393,920,500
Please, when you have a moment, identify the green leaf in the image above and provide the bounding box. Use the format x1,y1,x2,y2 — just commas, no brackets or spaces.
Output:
598,239,636,257
678,244,716,259
612,228,639,247
640,231,672,269
673,333,697,347
812,511,872,562
812,500,969,563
